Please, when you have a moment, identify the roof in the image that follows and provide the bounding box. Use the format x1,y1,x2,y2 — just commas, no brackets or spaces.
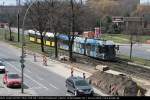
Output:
106,40,115,45
86,38,104,45
74,37,85,43
68,76,84,81
74,36,115,45
45,32,54,38
57,34,69,40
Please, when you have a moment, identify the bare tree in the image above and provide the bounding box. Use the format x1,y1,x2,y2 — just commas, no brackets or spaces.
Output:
24,0,99,58
26,0,49,52
66,0,84,61
45,0,62,58
57,0,97,61
4,6,17,41
125,17,144,60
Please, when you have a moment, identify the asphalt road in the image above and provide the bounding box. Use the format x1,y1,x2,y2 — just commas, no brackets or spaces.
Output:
0,42,73,96
118,44,150,60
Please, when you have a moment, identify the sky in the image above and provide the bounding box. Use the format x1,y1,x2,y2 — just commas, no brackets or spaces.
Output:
0,0,25,5
141,0,150,4
0,0,150,5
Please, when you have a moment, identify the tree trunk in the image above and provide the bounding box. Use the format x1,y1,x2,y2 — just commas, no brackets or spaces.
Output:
130,34,133,60
69,38,74,61
69,42,73,61
40,34,45,52
8,24,12,41
54,34,58,58
84,38,87,55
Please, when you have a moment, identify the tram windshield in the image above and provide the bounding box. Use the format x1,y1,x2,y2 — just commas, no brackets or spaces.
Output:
99,45,115,55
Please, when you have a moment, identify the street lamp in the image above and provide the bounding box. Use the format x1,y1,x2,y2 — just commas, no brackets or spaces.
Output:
20,0,38,94
17,0,20,42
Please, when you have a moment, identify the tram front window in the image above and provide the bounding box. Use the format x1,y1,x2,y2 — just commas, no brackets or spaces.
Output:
99,45,115,55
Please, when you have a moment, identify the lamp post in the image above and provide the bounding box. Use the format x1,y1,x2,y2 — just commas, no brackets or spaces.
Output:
20,0,37,94
17,0,20,42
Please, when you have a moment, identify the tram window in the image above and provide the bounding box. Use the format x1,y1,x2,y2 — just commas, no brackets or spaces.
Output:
105,45,115,54
86,44,91,49
91,45,95,51
105,46,109,53
81,44,84,49
99,46,104,53
75,42,79,48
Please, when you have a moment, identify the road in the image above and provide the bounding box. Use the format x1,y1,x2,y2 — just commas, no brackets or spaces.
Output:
117,44,150,60
0,42,106,96
0,42,72,96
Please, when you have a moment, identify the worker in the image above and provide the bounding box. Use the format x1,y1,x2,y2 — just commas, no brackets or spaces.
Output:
71,67,74,77
83,73,86,79
33,53,37,62
43,55,47,66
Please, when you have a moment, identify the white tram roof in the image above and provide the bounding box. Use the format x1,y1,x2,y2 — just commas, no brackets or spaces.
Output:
36,31,41,35
105,40,115,45
28,30,54,38
74,37,115,46
45,32,54,37
27,30,40,35
28,30,36,34
74,37,85,43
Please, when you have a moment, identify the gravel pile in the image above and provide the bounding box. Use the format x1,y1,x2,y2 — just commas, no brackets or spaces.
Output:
88,71,146,96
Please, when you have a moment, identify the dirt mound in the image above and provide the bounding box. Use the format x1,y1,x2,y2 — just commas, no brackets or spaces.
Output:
88,71,146,96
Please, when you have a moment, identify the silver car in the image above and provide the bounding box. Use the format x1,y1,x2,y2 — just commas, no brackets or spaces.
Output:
0,62,6,73
66,76,94,96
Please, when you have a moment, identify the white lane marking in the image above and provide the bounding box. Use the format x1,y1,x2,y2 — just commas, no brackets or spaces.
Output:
66,93,71,96
49,83,59,90
26,69,32,73
5,62,49,90
30,87,42,90
36,75,44,81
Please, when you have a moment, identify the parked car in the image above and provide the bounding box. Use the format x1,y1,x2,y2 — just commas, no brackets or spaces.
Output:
0,62,6,73
3,73,21,88
66,76,94,96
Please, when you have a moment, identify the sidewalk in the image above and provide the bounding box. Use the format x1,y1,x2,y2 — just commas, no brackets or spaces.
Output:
25,52,109,96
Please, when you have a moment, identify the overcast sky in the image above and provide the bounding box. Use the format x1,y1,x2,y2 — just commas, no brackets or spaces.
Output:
0,0,25,5
0,0,150,5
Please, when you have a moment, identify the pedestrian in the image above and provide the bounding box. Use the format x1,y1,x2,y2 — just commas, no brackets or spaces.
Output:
71,67,74,77
83,73,86,79
33,53,37,62
43,55,47,66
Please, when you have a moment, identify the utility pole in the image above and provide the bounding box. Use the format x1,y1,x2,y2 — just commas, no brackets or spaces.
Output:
130,34,133,60
99,19,102,37
17,0,20,42
20,0,37,93
20,28,25,94
70,0,75,61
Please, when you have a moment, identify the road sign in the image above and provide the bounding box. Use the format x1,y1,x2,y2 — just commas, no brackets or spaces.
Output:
20,59,25,63
21,64,25,69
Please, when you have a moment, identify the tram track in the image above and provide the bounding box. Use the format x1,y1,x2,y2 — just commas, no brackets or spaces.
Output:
70,52,150,80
